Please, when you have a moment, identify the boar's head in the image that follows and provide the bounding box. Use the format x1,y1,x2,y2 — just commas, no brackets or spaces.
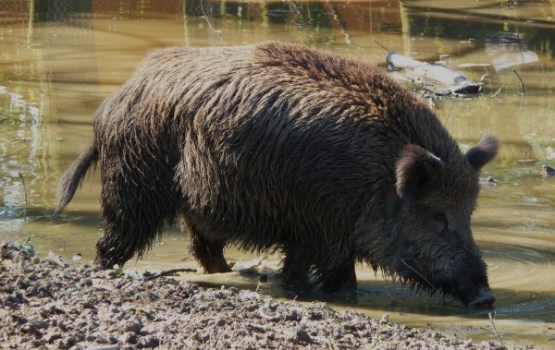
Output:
391,134,498,307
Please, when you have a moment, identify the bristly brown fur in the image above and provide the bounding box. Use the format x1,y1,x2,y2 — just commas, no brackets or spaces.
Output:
54,142,97,216
55,42,497,303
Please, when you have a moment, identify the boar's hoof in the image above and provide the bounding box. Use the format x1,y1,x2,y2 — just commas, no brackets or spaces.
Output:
467,287,495,308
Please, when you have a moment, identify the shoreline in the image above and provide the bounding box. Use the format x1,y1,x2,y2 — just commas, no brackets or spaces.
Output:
0,241,518,349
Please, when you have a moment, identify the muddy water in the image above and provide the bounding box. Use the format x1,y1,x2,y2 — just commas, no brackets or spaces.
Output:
1,0,554,347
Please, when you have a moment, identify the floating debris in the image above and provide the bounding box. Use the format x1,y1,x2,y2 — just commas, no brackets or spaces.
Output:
518,145,537,164
485,32,539,72
385,51,481,95
485,32,522,50
541,164,555,179
480,176,498,187
71,252,83,263
492,51,539,72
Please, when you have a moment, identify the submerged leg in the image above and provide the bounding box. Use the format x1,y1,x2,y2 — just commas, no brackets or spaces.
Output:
187,223,231,273
316,251,357,293
96,161,178,268
280,244,312,290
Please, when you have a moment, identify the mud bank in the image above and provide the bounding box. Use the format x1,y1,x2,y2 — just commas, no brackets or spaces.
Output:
0,242,512,349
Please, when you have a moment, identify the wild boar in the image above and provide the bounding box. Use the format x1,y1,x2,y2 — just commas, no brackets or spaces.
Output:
55,42,497,307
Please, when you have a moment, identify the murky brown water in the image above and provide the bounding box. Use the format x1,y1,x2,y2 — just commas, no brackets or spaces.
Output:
1,0,554,347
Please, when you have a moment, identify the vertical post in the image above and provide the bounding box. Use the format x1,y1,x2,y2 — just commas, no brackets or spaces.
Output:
27,0,35,43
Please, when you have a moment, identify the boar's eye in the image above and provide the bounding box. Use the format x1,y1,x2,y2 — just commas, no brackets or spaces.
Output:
433,212,448,224
423,211,448,234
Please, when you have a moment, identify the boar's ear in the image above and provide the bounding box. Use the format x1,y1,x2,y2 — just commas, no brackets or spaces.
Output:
396,144,445,204
466,134,498,171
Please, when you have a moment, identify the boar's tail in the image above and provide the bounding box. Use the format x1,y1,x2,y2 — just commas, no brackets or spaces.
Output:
53,141,98,216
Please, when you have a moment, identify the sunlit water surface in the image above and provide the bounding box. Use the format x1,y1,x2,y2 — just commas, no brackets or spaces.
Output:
1,0,554,348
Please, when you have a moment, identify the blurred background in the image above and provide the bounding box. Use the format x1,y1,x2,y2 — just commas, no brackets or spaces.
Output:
0,0,554,347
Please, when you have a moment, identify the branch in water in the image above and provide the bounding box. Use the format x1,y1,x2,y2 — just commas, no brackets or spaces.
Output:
512,69,526,94
142,268,197,281
17,172,28,222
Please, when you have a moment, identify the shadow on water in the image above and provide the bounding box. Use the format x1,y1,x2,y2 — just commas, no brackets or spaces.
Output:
189,266,555,320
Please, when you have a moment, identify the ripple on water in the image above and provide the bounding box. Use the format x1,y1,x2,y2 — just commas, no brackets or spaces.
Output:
481,243,555,321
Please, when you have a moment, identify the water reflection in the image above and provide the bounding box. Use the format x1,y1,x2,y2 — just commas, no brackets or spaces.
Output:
0,0,554,347
0,89,41,217
403,0,554,58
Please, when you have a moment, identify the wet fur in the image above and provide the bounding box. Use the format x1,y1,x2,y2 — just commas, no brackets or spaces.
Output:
55,42,495,297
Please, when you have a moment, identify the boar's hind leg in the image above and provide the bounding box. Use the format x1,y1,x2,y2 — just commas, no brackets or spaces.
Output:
187,223,231,273
96,169,178,269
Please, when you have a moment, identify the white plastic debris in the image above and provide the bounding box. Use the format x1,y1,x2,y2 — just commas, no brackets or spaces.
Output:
386,51,481,95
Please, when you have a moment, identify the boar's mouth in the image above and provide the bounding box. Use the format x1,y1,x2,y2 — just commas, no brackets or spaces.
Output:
434,261,495,308
465,287,495,308
435,280,495,308
398,259,495,308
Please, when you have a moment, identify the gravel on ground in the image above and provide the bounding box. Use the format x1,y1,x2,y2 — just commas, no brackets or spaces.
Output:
0,241,511,349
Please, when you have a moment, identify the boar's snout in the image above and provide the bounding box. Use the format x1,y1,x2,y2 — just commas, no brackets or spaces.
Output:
398,238,495,307
436,261,495,308
466,286,495,308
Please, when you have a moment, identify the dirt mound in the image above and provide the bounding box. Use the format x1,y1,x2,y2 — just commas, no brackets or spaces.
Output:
0,241,507,349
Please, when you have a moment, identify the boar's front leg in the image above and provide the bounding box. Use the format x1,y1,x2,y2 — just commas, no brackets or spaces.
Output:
316,250,357,293
281,244,313,290
187,222,232,274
